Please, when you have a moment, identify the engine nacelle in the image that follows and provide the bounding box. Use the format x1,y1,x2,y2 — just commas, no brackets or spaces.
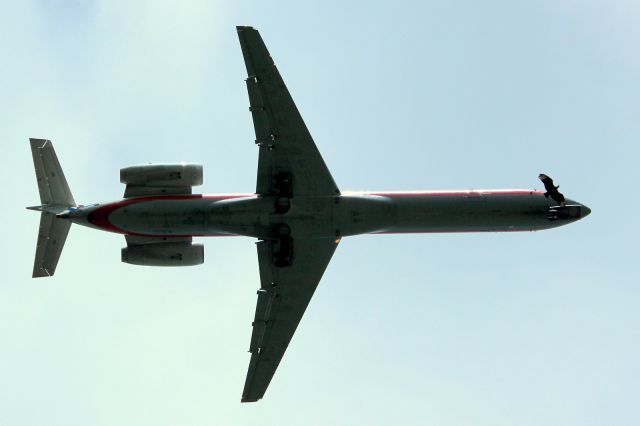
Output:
120,163,203,187
121,242,204,267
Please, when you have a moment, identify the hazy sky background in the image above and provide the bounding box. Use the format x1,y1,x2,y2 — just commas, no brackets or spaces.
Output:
1,1,639,425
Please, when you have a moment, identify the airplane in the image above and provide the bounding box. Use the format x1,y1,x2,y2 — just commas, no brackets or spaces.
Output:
27,26,591,402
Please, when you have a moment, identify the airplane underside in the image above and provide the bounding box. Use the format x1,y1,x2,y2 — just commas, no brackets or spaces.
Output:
27,26,591,402
68,189,589,239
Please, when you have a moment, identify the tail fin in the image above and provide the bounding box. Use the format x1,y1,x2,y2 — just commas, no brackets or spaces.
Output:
28,139,75,278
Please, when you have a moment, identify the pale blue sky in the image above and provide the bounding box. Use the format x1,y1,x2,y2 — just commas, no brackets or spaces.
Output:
1,1,639,425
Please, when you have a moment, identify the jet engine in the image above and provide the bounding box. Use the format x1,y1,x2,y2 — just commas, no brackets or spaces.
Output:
120,163,203,187
121,242,204,266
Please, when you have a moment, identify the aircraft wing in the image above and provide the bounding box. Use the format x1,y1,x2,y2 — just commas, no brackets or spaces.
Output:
236,26,340,197
242,237,339,402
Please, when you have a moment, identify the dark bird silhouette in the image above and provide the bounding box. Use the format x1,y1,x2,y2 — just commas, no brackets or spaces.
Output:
538,174,565,206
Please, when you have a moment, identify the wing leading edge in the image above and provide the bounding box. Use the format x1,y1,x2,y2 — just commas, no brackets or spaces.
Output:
242,238,339,402
236,26,339,197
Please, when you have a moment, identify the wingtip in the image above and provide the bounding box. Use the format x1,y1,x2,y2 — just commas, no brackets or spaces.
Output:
32,267,52,278
29,138,50,148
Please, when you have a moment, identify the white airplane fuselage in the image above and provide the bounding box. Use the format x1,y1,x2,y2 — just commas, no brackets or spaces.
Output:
67,189,589,239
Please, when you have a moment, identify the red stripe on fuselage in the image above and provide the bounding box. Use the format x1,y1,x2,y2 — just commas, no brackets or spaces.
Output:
373,228,534,234
368,190,544,197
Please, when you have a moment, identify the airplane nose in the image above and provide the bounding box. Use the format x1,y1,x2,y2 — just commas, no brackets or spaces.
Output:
581,205,591,218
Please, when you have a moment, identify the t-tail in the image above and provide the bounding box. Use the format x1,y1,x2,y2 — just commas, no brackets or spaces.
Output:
27,138,76,277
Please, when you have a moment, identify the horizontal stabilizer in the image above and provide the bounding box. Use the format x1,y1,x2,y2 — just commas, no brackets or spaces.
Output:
28,138,75,278
30,138,75,207
32,212,71,278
